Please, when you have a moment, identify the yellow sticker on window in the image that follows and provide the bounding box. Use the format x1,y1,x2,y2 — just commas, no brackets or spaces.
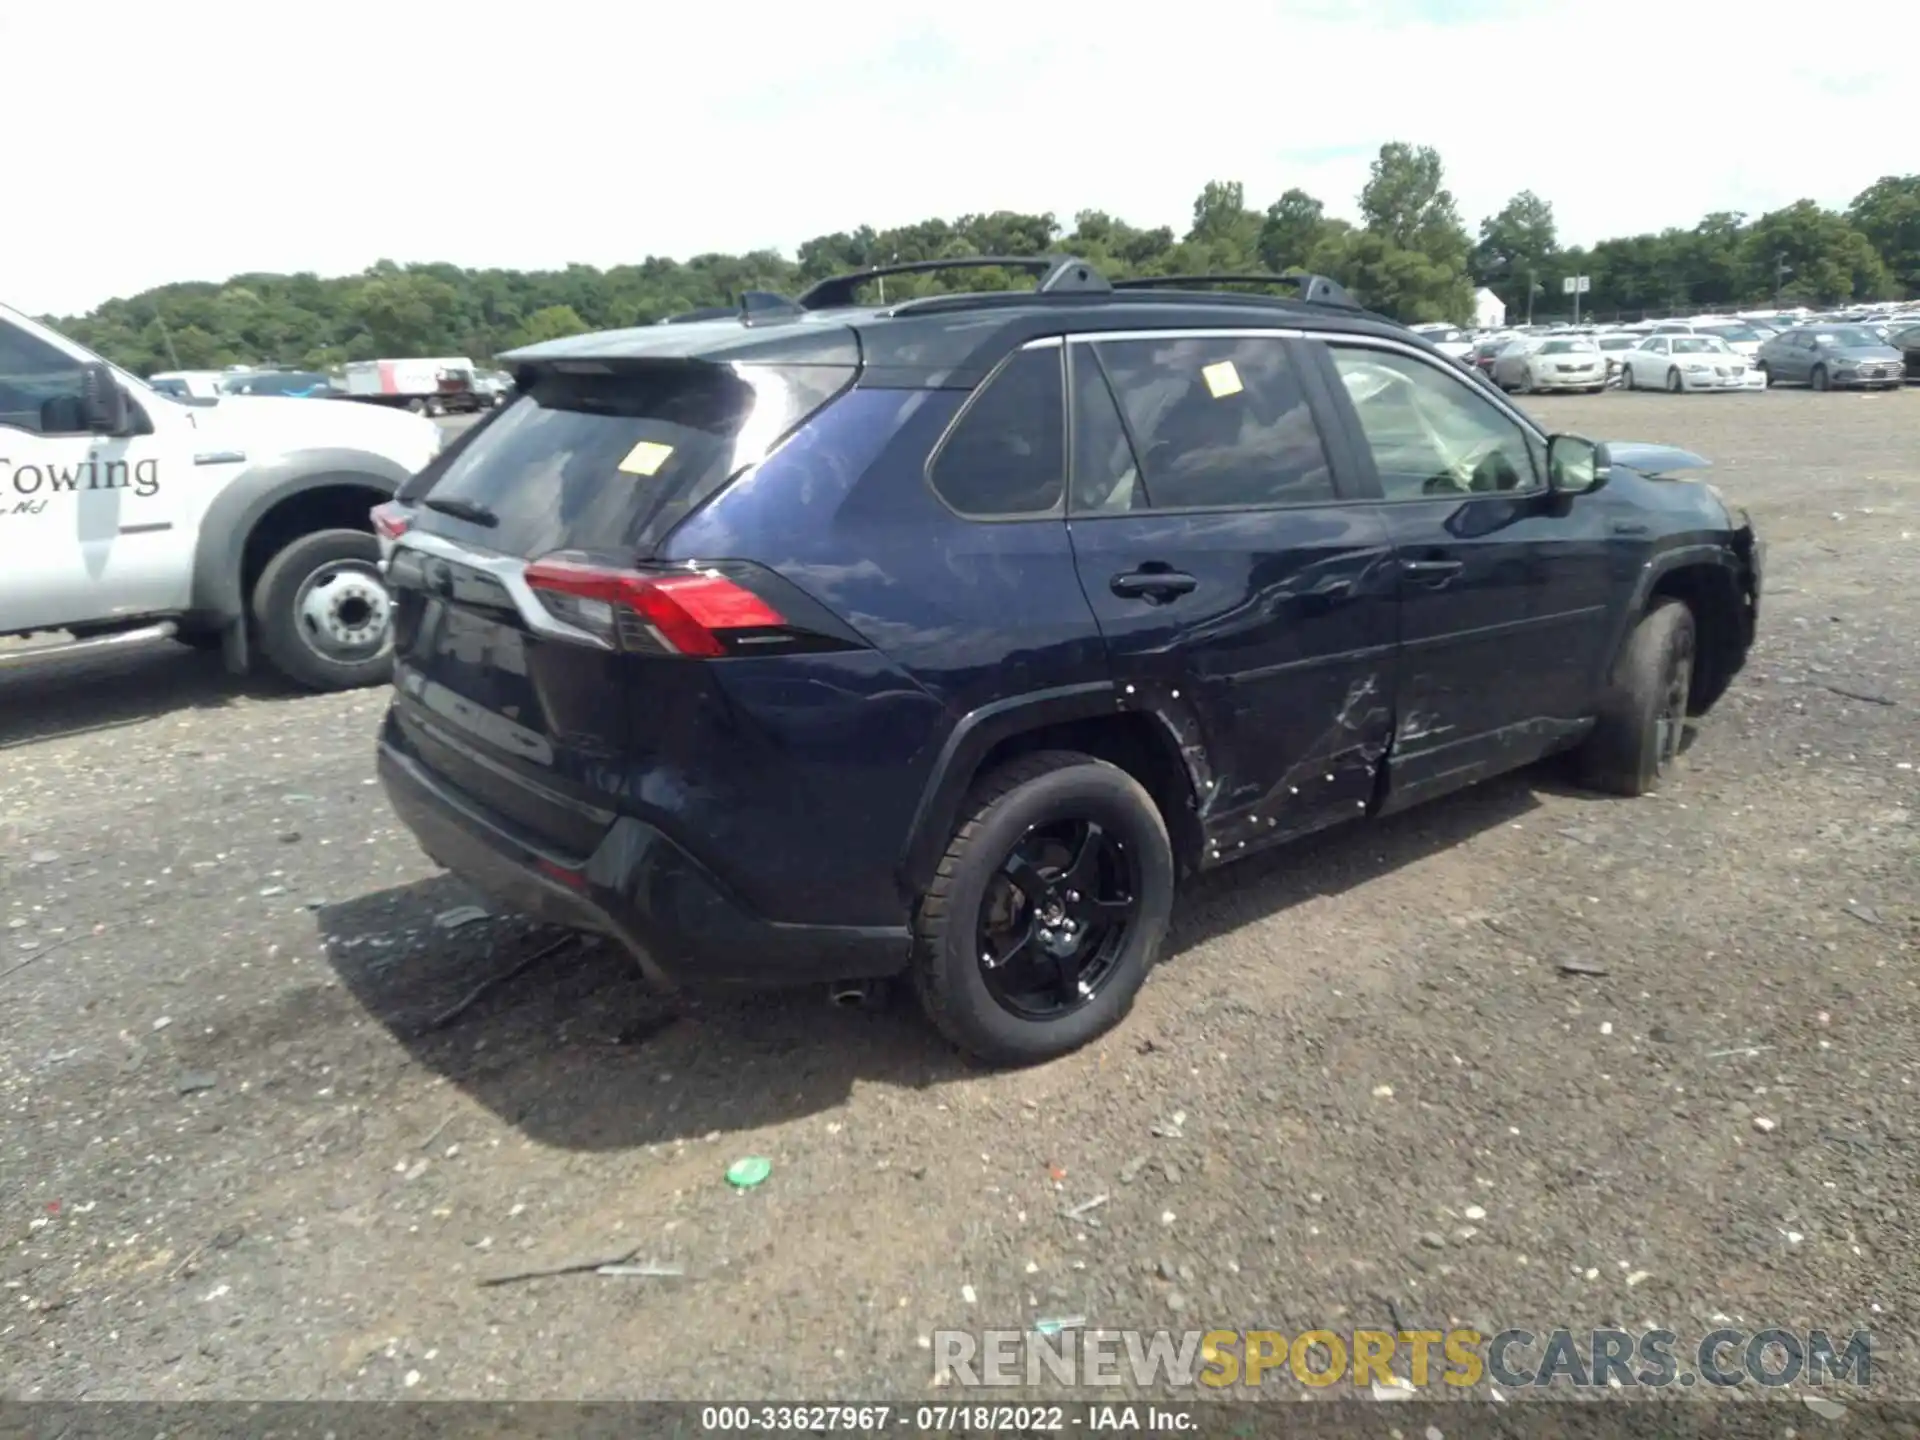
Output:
617,440,675,477
1202,360,1243,398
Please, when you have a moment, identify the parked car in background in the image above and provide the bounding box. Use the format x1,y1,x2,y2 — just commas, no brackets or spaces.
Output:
1690,321,1766,358
472,369,516,406
1755,325,1905,390
1888,321,1920,382
1619,334,1762,392
220,369,341,398
374,256,1761,1065
1492,336,1608,393
1650,319,1764,359
1410,323,1474,363
1468,334,1513,378
146,369,227,398
1592,332,1641,382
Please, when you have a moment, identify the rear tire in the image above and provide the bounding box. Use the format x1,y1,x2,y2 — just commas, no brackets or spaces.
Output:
1811,365,1830,392
251,529,394,692
1621,365,1636,391
1575,599,1696,797
912,751,1174,1066
1755,361,1770,388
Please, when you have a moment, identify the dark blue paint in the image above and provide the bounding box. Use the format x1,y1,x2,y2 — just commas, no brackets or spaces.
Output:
377,311,1760,992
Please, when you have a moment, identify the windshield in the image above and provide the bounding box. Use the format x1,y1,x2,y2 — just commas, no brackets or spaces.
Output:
1538,340,1596,355
1701,324,1760,343
1671,338,1728,355
1815,327,1880,347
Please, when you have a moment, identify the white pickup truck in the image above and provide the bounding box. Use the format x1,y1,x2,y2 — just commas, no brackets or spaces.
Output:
0,303,442,690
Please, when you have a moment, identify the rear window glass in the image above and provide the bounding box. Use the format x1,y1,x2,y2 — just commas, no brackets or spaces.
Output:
416,361,852,554
928,347,1065,518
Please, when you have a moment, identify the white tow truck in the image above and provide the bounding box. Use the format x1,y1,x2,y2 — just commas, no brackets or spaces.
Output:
0,304,442,690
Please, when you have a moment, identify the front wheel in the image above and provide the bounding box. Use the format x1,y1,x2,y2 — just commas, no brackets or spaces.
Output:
912,751,1175,1066
251,529,395,691
1666,367,1684,393
1575,599,1696,797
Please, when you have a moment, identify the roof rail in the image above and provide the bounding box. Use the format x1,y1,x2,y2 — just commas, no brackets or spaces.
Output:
797,255,1110,310
1111,272,1358,309
658,289,809,326
659,306,734,325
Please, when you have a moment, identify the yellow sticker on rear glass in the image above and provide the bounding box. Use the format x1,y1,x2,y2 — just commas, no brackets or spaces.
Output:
1202,360,1243,398
618,440,675,477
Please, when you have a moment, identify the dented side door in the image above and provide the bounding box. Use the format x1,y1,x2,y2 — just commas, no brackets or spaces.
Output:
1060,331,1399,865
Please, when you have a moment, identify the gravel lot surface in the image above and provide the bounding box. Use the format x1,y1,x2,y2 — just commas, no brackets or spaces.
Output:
2,391,1915,1406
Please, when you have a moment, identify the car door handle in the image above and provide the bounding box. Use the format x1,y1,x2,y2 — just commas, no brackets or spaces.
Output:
1401,558,1463,584
1110,568,1198,600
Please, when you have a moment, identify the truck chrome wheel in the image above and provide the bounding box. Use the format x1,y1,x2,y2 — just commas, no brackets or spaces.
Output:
295,560,391,663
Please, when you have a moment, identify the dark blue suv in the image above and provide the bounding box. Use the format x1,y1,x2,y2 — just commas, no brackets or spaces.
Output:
374,257,1762,1065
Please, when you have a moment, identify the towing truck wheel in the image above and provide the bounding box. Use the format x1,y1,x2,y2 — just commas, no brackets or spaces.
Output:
251,529,395,691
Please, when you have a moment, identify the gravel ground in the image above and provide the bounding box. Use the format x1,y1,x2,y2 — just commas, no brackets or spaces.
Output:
1,390,1915,1405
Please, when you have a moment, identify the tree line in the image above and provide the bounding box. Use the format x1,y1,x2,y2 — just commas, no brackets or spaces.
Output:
52,144,1920,376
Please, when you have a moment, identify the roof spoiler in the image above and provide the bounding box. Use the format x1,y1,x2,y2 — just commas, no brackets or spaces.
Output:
1111,272,1359,308
797,255,1110,310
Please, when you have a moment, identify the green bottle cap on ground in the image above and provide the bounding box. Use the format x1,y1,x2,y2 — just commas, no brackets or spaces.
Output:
726,1156,772,1189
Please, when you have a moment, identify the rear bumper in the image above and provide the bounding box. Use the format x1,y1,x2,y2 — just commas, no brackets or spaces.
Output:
377,738,911,991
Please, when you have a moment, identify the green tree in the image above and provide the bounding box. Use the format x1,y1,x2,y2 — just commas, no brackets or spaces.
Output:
1347,143,1473,321
507,305,590,349
1744,202,1891,304
1472,190,1557,323
349,271,462,354
1360,143,1471,260
1848,175,1920,296
1256,189,1327,273
42,158,1920,373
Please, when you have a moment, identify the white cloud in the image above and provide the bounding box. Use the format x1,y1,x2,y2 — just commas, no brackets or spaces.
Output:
10,0,1916,316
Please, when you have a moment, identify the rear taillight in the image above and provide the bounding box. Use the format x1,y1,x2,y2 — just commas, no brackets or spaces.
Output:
523,556,785,657
371,501,411,541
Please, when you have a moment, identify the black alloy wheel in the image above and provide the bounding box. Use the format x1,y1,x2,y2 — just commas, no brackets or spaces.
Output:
975,819,1140,1021
1653,620,1695,777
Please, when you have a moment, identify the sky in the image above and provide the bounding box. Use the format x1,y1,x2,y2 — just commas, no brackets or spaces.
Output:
10,0,1917,317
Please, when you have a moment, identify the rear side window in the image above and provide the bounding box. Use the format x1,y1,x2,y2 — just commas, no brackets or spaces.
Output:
416,360,852,555
928,346,1065,518
1089,335,1335,509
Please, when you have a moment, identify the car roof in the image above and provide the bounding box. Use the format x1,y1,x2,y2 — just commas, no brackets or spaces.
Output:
501,256,1429,389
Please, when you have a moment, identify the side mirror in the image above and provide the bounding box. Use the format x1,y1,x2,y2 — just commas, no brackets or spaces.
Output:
1548,433,1610,495
80,363,130,435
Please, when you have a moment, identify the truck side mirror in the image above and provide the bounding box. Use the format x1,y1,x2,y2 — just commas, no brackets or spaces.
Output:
80,363,130,435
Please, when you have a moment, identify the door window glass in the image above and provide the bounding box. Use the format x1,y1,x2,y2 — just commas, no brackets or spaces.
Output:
0,320,89,436
1068,348,1145,514
1087,335,1335,509
1328,345,1540,499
